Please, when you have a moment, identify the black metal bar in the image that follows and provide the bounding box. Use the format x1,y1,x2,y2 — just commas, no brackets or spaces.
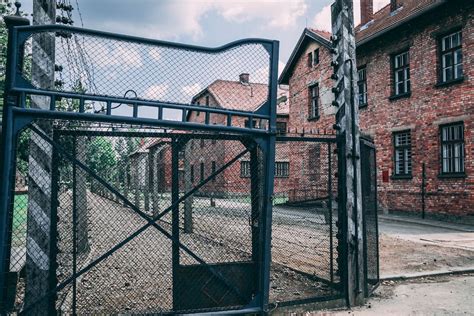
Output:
227,114,232,127
158,106,163,120
13,108,269,136
15,24,275,52
171,138,180,310
71,136,78,315
422,162,426,219
50,95,56,111
328,142,334,285
276,136,337,143
79,98,85,113
258,39,279,312
48,131,60,314
11,88,270,120
106,101,112,116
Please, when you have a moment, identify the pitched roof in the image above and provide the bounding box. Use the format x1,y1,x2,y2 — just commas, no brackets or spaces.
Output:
188,80,288,117
279,28,332,84
196,80,269,112
356,0,447,46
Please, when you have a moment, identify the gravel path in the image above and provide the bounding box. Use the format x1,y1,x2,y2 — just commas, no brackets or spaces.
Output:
53,192,337,314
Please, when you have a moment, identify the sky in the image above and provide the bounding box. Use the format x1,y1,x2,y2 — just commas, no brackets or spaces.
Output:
20,0,391,68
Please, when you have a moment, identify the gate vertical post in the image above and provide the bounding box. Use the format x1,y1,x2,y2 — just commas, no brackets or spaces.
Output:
257,40,278,312
171,136,180,310
331,0,365,307
0,10,29,313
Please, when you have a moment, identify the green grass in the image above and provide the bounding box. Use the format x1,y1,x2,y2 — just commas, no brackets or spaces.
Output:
12,194,28,246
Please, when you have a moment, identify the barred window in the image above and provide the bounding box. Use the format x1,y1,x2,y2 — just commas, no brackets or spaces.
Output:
393,51,410,96
393,131,412,176
308,84,319,119
211,161,216,182
358,67,368,107
275,162,289,178
441,123,464,174
276,121,287,136
440,31,463,82
307,51,313,68
200,162,205,181
240,161,251,178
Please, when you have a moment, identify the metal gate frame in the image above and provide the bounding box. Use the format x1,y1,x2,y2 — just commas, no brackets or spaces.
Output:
0,22,279,314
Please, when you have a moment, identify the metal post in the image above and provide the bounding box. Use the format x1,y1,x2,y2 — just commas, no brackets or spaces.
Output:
72,137,78,315
0,11,29,312
328,143,334,284
421,163,426,219
257,40,278,312
331,0,365,307
171,137,180,310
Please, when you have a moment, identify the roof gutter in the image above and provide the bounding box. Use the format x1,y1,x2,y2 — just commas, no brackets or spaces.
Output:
356,0,447,47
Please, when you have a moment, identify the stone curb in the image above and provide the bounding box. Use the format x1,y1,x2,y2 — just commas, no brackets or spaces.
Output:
381,266,474,281
378,215,474,233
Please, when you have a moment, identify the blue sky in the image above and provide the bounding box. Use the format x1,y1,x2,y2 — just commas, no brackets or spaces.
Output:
20,0,391,69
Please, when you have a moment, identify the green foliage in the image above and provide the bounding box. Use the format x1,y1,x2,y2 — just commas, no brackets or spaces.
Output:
87,136,118,182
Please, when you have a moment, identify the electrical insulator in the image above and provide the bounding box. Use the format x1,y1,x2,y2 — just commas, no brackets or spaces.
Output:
54,80,63,87
54,64,63,72
331,73,339,80
332,100,340,107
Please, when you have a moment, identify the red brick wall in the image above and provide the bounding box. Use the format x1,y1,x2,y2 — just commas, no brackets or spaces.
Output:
356,4,474,216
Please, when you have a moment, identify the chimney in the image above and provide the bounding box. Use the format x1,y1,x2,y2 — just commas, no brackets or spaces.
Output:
360,0,373,25
239,73,250,84
390,0,398,12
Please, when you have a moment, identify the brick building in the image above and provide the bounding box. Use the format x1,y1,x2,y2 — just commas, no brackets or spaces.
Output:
280,0,473,218
186,74,292,198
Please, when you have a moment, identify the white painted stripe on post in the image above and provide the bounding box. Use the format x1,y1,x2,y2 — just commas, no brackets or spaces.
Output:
29,199,51,235
26,236,49,270
29,156,51,197
31,130,53,159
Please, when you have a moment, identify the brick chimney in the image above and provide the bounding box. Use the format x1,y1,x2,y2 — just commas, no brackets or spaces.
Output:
239,73,250,84
390,0,398,12
360,0,373,25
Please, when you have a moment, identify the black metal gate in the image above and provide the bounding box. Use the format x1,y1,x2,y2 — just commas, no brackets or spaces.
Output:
360,137,380,296
0,22,278,314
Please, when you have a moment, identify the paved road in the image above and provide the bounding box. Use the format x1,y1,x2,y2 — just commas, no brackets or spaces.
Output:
379,218,474,251
327,274,474,316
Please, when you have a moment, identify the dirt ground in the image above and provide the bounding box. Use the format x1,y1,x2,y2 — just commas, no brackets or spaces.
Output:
322,274,474,315
379,234,474,276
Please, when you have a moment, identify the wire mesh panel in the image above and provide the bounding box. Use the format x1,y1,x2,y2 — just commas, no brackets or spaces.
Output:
361,138,379,296
270,137,342,306
16,26,273,122
3,121,270,314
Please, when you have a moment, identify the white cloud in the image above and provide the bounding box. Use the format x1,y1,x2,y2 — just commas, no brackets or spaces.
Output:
313,0,391,32
182,83,202,98
144,84,169,100
215,0,308,30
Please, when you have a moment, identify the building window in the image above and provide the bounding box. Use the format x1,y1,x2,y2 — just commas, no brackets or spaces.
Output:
196,101,200,116
205,95,210,106
393,131,412,176
308,49,319,67
393,51,410,96
357,67,368,107
190,165,194,183
308,144,321,181
276,121,287,136
275,162,289,178
240,161,251,178
211,161,216,182
440,123,464,175
200,162,205,181
308,84,319,119
440,31,463,83
244,119,257,128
